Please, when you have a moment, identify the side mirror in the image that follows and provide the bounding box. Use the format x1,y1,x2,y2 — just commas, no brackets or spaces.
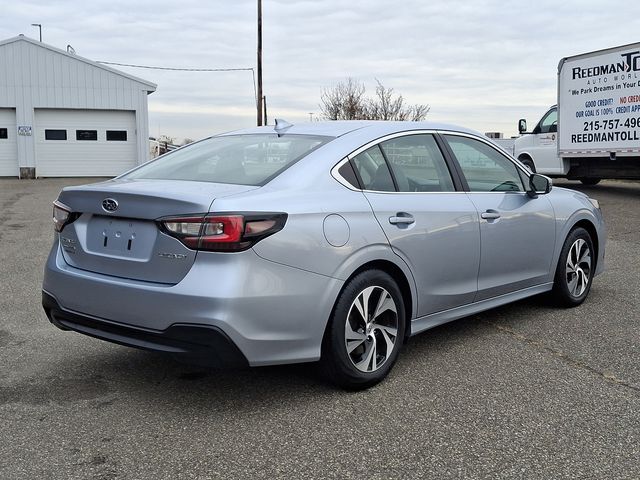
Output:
518,119,527,134
528,173,552,198
548,123,557,133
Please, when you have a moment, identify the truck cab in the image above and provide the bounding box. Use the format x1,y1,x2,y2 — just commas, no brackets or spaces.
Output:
513,106,567,176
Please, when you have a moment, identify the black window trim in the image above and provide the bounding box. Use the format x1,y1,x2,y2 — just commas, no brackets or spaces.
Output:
330,129,467,193
438,130,532,194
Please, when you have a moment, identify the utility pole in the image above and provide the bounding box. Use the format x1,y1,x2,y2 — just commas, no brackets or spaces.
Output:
31,23,42,42
257,0,263,126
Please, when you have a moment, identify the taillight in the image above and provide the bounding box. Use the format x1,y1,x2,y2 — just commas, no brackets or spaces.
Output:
52,201,79,232
158,213,287,252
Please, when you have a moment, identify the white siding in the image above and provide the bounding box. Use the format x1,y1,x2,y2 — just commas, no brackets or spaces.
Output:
35,109,137,177
0,108,17,176
0,36,155,177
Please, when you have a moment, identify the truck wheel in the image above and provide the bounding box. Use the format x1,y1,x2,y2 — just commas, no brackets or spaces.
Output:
580,178,601,186
519,157,536,173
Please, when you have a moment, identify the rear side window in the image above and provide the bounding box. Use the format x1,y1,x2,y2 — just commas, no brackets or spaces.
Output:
444,135,525,192
337,161,360,188
380,134,454,192
123,134,332,186
351,145,395,192
0,128,7,139
45,129,67,140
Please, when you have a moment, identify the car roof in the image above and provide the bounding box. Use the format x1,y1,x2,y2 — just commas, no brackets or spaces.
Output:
219,120,483,139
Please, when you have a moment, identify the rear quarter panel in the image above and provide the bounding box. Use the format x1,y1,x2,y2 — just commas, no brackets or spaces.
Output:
210,173,419,319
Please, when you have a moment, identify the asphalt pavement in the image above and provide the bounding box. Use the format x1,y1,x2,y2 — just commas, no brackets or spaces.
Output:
0,178,638,479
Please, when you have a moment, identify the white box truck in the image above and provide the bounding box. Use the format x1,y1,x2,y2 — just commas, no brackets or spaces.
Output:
514,42,640,184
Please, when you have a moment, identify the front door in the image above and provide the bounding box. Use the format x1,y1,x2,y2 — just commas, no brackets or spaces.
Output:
442,134,557,301
529,107,562,174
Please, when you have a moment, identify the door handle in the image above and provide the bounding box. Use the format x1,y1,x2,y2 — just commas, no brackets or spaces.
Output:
389,214,415,225
481,211,501,220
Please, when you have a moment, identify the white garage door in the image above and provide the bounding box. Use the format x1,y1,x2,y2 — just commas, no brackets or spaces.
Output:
35,109,137,177
0,108,18,177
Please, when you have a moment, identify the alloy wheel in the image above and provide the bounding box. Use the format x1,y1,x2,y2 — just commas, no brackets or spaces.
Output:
566,238,591,297
344,286,399,372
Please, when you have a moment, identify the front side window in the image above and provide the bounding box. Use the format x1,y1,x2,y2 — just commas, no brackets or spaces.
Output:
379,134,454,192
444,135,525,192
538,108,558,134
124,134,332,186
351,145,395,192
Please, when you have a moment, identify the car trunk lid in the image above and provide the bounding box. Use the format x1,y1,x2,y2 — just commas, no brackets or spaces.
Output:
56,179,257,284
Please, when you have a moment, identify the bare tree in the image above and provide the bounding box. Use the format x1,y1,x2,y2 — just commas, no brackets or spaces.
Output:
320,78,367,120
320,78,429,121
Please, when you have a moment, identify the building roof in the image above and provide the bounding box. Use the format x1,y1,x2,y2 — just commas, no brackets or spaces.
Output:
0,35,157,92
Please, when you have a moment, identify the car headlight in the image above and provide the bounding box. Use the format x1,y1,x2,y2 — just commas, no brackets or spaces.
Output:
588,198,600,210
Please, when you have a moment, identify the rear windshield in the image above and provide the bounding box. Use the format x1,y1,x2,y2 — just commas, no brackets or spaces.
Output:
123,134,332,185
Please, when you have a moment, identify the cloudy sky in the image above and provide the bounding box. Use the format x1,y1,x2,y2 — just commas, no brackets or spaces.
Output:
2,0,639,142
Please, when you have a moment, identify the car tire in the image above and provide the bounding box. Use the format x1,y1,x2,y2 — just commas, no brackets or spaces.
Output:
321,269,406,390
519,157,536,173
551,227,595,307
580,178,601,186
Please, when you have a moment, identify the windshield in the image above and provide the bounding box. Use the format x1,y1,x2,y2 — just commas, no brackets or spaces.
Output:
124,134,333,186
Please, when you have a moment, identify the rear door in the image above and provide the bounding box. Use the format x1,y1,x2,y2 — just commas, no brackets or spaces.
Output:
351,132,480,317
441,133,556,301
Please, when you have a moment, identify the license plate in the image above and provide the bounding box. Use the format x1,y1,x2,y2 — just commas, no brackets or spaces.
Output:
86,216,156,257
100,219,137,252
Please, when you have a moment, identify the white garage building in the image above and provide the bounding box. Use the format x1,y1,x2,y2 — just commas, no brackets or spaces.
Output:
0,35,156,178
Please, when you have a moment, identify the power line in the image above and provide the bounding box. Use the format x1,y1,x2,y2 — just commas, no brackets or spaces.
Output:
96,61,258,109
96,60,253,73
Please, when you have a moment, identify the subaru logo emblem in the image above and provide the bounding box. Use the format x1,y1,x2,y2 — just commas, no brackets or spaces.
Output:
102,198,119,213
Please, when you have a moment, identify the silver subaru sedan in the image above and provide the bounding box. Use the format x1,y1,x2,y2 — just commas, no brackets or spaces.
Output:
43,120,606,389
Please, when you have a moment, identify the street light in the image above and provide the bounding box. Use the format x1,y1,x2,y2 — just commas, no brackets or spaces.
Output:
31,23,42,42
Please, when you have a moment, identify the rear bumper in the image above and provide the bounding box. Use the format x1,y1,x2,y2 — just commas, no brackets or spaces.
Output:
43,240,344,366
43,291,248,367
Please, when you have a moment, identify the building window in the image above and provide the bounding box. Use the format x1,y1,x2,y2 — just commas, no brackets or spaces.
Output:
106,130,127,141
0,128,7,139
76,130,98,141
45,129,67,140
